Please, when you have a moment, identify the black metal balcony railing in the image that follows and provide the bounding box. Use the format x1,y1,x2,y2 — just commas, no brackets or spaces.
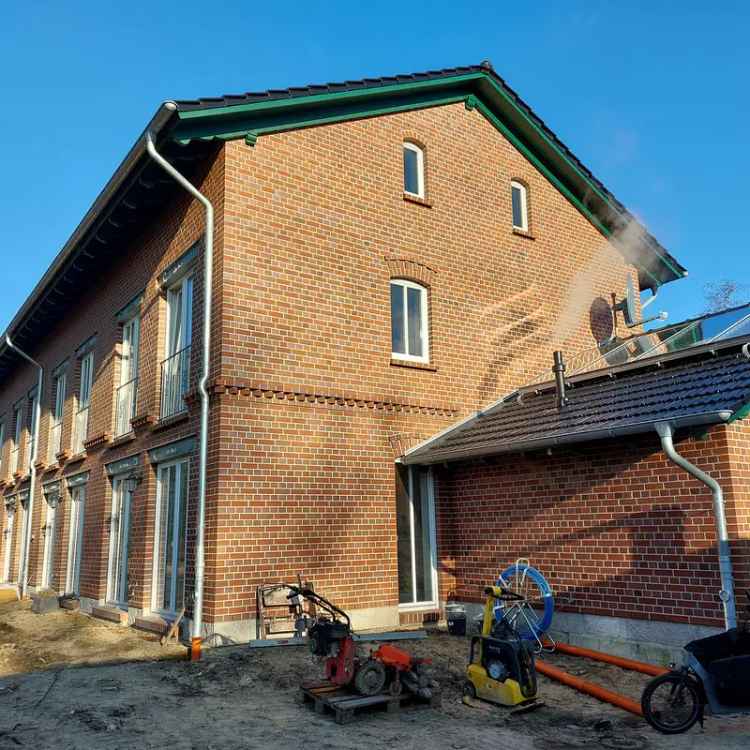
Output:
160,345,191,419
115,377,138,437
72,405,89,455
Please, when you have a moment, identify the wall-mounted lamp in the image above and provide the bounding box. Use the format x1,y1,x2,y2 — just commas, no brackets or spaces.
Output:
125,472,143,493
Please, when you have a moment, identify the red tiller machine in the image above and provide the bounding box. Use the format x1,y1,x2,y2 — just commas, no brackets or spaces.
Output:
287,586,435,698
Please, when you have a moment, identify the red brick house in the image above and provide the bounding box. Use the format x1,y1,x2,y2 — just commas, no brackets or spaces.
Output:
1,62,744,657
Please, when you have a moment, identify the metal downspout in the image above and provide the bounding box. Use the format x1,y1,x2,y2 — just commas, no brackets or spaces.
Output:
145,123,213,659
5,335,43,599
655,422,737,629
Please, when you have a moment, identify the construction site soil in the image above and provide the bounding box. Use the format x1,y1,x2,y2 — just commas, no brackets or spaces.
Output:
1,600,748,749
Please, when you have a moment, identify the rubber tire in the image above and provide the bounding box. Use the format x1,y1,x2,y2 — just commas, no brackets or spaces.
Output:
354,660,387,696
641,673,703,735
463,680,477,699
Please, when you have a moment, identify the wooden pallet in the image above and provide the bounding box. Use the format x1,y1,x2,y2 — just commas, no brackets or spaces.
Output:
301,681,441,724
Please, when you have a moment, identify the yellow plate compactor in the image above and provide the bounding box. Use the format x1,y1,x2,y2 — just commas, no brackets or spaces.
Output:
464,586,539,707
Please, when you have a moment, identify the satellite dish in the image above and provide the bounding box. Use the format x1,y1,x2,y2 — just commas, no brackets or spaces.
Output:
614,276,637,327
614,276,668,328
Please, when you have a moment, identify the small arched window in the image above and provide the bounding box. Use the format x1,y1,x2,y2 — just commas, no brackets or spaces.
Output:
390,278,429,363
511,180,529,231
403,142,425,199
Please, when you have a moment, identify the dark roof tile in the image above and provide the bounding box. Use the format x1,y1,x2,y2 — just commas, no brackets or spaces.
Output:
404,341,750,464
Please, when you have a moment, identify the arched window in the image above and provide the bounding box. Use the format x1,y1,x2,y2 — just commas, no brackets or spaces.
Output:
403,142,425,199
390,278,429,362
511,180,529,231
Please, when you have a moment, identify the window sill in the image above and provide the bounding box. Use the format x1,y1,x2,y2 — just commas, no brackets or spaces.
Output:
390,358,437,372
152,411,190,432
398,601,439,612
66,451,86,465
83,432,110,452
403,193,432,208
512,227,535,240
109,431,136,449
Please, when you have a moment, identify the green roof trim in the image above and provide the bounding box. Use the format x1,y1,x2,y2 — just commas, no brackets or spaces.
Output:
170,69,683,289
729,401,750,423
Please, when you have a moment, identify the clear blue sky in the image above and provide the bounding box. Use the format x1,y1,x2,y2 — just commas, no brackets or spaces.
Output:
1,1,748,331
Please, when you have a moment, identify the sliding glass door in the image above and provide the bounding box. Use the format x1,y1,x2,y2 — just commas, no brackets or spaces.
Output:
396,466,438,607
152,459,189,615
65,486,85,595
106,477,132,608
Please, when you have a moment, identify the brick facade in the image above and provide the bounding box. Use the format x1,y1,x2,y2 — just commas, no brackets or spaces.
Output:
1,96,743,642
434,424,749,628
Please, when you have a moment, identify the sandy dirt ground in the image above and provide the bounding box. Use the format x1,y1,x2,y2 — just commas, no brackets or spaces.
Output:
1,601,749,749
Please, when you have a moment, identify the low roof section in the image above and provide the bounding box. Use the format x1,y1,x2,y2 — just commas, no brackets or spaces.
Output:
401,335,750,465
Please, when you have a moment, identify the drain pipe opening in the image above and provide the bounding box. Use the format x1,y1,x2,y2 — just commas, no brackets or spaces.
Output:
146,125,213,659
5,334,43,599
655,422,737,629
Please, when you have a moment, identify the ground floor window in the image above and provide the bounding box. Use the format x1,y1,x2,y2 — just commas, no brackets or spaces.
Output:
41,488,61,590
65,486,86,595
396,465,437,606
152,458,189,615
17,494,30,587
1,504,15,583
107,476,133,608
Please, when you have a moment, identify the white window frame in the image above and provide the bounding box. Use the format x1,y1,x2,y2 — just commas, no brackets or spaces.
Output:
390,278,430,364
398,467,439,611
10,405,23,476
1,504,15,583
73,352,94,453
115,316,140,436
49,371,66,462
65,486,86,596
403,142,425,199
41,490,59,590
511,180,529,232
106,475,133,608
166,275,193,357
17,495,30,585
151,457,189,615
26,391,39,469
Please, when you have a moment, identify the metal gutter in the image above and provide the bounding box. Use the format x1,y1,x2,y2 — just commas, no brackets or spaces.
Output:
402,410,732,465
145,125,213,661
4,336,43,598
655,422,737,630
0,103,178,361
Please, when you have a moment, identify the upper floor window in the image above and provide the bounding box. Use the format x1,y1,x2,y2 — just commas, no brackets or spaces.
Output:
48,368,67,462
403,142,425,199
26,389,38,470
115,315,140,436
390,279,429,363
162,274,193,418
10,403,23,476
73,351,94,454
511,180,529,232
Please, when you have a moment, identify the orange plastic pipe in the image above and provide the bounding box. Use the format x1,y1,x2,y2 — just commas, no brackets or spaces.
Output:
536,659,643,716
544,641,668,677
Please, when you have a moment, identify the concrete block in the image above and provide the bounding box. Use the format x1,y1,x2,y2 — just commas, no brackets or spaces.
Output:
31,590,60,614
134,615,169,635
60,597,80,611
92,606,128,625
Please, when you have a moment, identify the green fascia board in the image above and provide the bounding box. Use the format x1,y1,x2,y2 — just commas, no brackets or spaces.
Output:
729,401,750,423
172,71,679,287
